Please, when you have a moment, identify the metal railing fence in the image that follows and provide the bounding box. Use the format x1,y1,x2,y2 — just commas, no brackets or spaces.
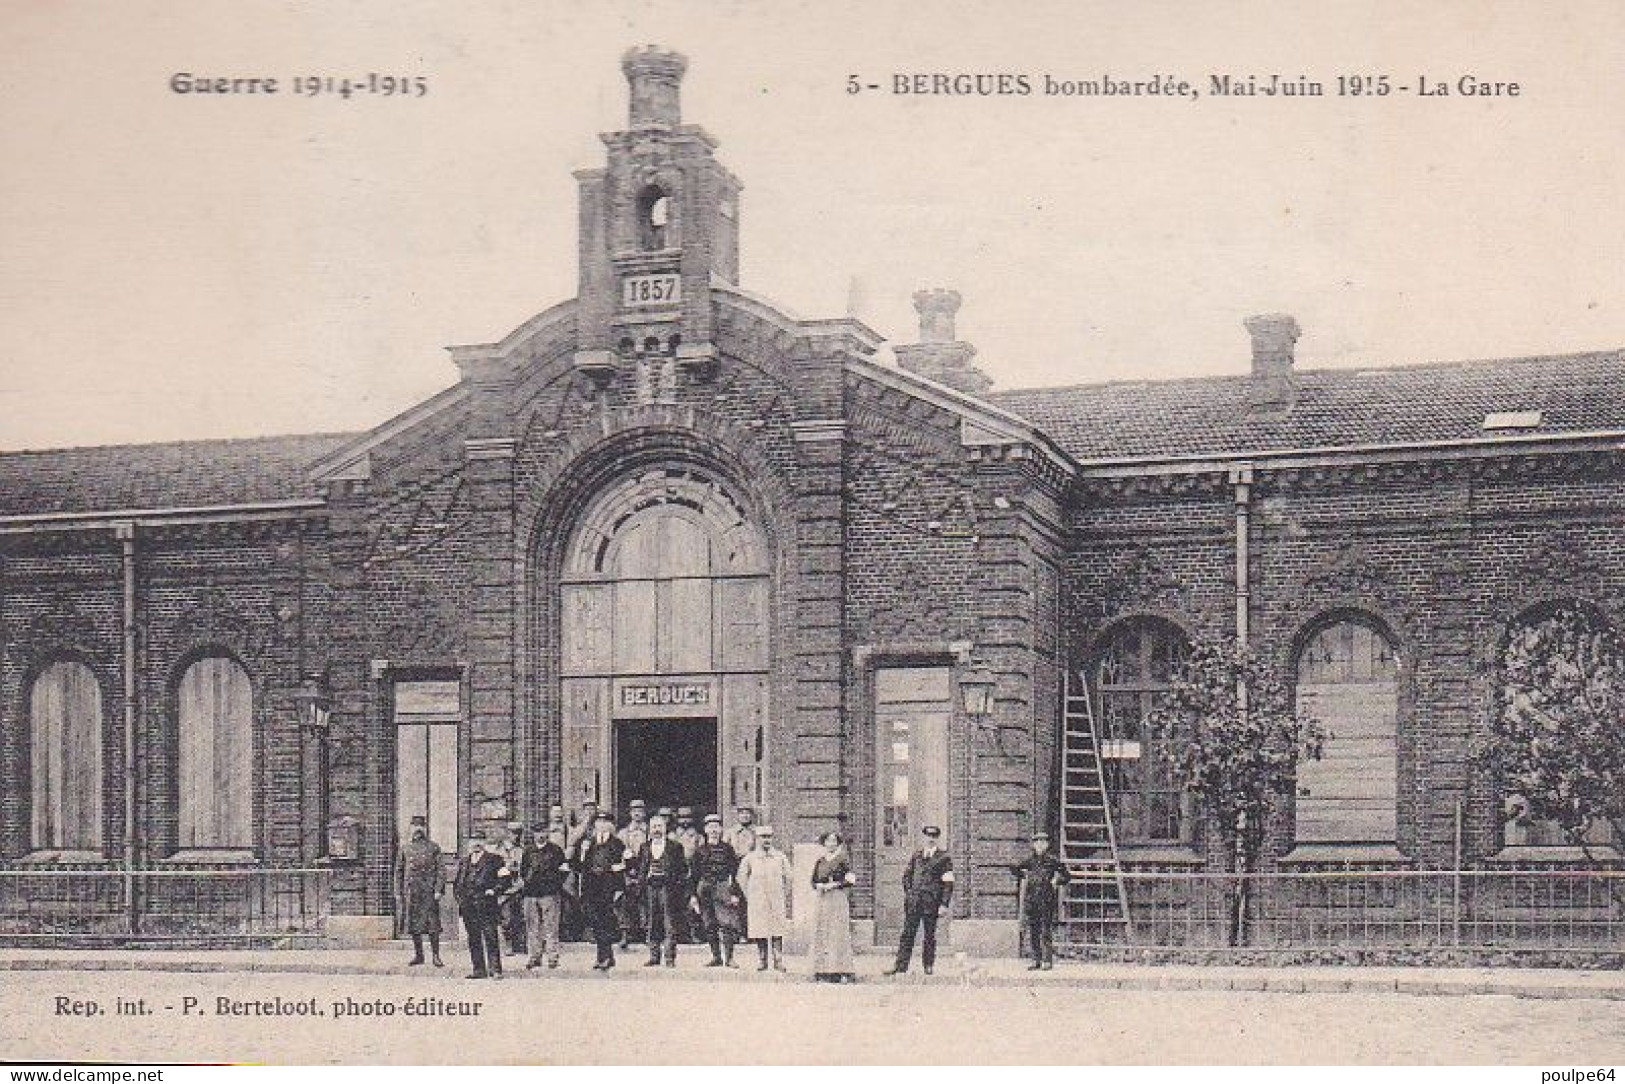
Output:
0,866,331,945
1064,867,1625,957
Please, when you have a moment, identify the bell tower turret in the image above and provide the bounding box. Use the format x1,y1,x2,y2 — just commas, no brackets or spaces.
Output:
574,46,740,383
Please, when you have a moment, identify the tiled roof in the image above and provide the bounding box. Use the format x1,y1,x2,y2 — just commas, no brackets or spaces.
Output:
3,350,1620,518
0,433,358,518
987,350,1625,463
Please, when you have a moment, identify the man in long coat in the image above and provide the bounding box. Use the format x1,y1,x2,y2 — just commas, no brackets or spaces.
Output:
579,810,628,971
1011,830,1071,970
393,814,445,967
736,825,793,971
884,825,955,976
452,835,508,979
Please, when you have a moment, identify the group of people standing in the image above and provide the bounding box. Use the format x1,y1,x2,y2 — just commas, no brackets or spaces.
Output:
394,801,1073,980
394,802,861,981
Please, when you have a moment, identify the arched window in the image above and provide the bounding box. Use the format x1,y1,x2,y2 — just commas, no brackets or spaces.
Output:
29,660,103,852
636,185,670,251
1294,619,1399,844
561,465,768,679
176,655,253,850
1093,619,1189,843
1497,606,1618,848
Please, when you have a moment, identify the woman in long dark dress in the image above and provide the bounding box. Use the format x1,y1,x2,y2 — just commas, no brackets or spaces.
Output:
809,830,857,983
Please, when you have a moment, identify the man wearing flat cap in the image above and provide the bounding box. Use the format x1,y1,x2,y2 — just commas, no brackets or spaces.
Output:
690,812,743,967
884,825,955,976
1011,830,1070,970
737,825,793,971
393,814,445,967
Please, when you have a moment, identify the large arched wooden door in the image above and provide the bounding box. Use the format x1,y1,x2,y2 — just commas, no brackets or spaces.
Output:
558,465,771,822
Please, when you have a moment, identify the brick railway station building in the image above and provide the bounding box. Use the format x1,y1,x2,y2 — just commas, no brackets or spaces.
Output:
2,49,1621,949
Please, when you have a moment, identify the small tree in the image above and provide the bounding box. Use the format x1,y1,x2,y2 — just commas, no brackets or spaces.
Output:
1147,637,1325,945
1476,606,1625,862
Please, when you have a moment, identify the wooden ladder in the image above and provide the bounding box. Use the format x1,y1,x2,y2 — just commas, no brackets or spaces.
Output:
1060,669,1134,942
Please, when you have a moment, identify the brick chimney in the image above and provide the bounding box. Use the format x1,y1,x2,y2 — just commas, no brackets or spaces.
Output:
895,289,993,396
1244,312,1300,409
622,45,687,129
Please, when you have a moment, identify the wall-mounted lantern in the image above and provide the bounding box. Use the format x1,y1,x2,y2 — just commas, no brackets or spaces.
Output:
959,663,997,721
294,675,332,731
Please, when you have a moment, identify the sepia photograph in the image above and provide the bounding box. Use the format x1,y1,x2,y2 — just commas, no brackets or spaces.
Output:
1,0,1623,1071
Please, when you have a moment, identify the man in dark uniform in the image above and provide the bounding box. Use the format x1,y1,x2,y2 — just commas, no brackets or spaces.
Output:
452,836,508,979
690,813,743,967
1011,830,1071,970
393,814,446,967
635,813,688,967
884,825,955,976
579,810,628,971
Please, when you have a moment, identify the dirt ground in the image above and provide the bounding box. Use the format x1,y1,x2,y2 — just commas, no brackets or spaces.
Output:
2,965,1623,1065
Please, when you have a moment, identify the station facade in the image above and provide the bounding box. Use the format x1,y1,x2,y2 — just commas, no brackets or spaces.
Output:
2,49,1622,948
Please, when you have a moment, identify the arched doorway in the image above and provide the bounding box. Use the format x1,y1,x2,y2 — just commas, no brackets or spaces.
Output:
557,464,771,821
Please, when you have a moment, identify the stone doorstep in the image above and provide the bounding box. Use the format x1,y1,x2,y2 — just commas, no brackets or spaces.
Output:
0,947,1621,1000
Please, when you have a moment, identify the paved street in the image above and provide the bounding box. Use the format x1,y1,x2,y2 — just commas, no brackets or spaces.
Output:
2,962,1623,1064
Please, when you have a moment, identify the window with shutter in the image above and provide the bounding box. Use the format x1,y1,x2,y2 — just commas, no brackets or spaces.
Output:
1293,619,1399,844
29,661,104,854
177,655,254,850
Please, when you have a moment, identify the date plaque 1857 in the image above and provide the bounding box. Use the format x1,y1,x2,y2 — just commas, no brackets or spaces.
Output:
622,273,681,308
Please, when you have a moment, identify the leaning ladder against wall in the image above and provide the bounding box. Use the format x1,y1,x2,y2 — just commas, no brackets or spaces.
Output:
1059,670,1134,944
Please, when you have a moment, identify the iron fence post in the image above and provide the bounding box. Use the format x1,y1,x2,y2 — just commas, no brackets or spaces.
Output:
1453,800,1464,946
